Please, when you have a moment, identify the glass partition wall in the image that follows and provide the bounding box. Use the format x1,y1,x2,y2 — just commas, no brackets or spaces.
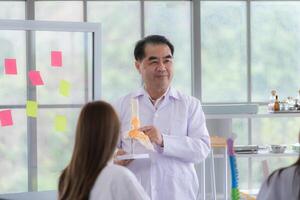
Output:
0,19,100,193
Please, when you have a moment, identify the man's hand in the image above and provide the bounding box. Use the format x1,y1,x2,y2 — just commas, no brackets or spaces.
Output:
139,125,163,147
113,149,133,166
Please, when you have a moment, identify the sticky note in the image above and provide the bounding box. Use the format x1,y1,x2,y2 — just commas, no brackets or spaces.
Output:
59,80,71,97
4,58,17,74
51,51,62,67
0,110,13,127
55,115,67,132
26,101,38,117
28,70,44,86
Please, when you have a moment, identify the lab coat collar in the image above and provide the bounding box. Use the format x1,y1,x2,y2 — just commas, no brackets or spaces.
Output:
132,86,180,101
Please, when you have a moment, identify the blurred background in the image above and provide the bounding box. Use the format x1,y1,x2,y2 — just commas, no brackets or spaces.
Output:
0,0,299,196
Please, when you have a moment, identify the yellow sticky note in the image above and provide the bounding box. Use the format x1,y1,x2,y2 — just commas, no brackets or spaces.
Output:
55,115,67,132
59,80,71,97
26,101,38,117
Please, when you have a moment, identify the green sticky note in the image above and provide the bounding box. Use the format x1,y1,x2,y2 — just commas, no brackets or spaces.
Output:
26,101,38,117
59,80,71,97
55,115,67,132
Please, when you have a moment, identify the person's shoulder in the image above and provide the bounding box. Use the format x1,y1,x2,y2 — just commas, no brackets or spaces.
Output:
272,165,297,178
118,89,143,102
94,164,137,185
112,90,140,111
265,165,298,187
106,164,137,180
114,93,132,105
283,165,298,174
106,164,150,200
106,164,146,190
258,165,299,200
90,164,141,200
278,165,299,180
171,88,200,102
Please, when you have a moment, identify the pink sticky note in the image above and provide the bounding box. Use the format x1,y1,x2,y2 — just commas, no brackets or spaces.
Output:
28,70,44,86
4,58,17,74
51,51,62,67
0,110,13,127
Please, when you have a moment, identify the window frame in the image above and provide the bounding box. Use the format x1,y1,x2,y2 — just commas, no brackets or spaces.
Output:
0,19,101,191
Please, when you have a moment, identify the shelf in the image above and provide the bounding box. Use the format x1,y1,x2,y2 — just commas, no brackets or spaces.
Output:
205,105,300,119
206,112,300,119
213,151,299,158
236,151,299,158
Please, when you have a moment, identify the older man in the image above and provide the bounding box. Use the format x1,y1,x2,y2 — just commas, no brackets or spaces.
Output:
114,35,210,200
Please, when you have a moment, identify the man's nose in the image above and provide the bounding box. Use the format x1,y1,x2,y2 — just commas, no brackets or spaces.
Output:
156,61,166,71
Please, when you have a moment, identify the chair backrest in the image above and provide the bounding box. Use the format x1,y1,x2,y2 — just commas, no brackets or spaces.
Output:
210,136,227,148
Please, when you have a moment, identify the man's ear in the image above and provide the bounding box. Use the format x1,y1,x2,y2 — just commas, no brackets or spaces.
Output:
135,60,142,73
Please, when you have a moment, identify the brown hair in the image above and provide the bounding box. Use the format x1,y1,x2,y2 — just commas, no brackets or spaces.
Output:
267,129,300,199
58,101,120,200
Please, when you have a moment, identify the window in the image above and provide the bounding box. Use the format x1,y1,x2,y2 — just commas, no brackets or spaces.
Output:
201,1,247,102
0,1,25,20
0,2,26,193
87,1,141,101
0,19,98,193
145,1,192,94
0,110,27,193
252,2,300,101
201,1,300,193
35,1,83,22
35,30,93,189
251,117,300,188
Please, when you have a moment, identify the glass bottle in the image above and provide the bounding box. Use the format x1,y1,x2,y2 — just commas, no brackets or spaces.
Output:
298,90,300,110
268,90,277,111
287,96,294,110
274,95,280,111
295,99,299,111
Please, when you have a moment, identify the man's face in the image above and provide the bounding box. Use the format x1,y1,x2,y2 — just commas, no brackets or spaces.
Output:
135,44,174,91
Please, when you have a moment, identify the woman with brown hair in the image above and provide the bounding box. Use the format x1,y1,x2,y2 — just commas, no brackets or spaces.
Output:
58,101,149,200
257,131,300,200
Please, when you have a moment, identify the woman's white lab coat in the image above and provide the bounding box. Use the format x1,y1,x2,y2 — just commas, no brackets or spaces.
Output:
89,163,150,200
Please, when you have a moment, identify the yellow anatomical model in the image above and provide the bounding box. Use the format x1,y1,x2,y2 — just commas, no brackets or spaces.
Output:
126,99,154,151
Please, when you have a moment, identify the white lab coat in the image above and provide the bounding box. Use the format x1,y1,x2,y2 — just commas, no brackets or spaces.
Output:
89,163,150,200
114,87,211,200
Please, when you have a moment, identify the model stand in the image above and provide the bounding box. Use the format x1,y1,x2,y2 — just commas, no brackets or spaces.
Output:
116,98,152,161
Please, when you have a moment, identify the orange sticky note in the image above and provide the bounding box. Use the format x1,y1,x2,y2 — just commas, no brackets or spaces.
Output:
28,70,44,86
4,58,17,74
0,110,13,127
51,51,62,67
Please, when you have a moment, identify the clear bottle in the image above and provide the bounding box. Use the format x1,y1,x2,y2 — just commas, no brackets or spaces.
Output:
287,96,294,110
295,99,299,111
281,99,288,111
274,95,280,111
297,90,300,110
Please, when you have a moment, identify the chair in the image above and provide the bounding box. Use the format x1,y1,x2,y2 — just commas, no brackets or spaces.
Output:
209,136,228,200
